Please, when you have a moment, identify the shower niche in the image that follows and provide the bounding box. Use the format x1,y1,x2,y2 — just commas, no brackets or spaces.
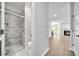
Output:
4,2,32,56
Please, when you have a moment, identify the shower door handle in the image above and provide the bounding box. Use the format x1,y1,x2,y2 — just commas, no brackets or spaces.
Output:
0,29,4,35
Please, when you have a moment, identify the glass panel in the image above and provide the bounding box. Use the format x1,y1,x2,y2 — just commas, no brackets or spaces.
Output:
4,2,32,56
5,2,25,56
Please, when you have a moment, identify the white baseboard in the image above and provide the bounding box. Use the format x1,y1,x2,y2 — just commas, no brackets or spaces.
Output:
69,47,78,56
73,48,79,56
69,48,74,51
41,48,49,56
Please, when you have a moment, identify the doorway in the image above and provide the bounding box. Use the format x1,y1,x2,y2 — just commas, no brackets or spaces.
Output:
51,22,60,40
46,2,75,56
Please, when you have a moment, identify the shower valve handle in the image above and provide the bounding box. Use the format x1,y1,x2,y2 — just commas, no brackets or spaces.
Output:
0,29,4,35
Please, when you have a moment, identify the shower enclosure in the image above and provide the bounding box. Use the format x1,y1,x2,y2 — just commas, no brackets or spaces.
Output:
0,2,32,56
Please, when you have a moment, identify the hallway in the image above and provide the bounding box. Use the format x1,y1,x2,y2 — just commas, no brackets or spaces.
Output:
46,36,75,56
0,2,79,56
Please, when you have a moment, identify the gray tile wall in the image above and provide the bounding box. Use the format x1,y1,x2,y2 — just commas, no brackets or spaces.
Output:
5,13,25,55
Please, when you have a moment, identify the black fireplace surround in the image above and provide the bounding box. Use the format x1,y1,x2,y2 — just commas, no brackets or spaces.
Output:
64,30,70,36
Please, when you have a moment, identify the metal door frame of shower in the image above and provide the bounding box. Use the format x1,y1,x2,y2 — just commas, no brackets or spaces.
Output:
1,2,5,56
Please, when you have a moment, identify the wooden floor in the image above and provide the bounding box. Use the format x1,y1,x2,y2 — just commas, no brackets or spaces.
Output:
46,35,75,56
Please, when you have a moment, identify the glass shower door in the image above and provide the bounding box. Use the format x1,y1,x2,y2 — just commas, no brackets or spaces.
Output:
5,2,25,56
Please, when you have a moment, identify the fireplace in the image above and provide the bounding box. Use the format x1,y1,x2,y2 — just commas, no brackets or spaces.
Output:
64,30,70,36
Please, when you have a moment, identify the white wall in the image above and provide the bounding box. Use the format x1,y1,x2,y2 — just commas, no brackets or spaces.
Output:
72,2,79,55
73,15,79,55
32,2,49,56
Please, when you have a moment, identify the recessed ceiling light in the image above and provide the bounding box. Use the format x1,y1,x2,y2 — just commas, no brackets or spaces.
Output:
54,14,57,17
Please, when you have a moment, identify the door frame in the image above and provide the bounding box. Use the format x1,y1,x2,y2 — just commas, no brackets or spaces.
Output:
1,2,5,56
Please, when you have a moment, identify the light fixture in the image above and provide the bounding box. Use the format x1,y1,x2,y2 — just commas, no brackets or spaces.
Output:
53,14,57,17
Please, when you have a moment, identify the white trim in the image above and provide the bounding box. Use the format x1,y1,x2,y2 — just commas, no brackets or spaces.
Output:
69,48,74,51
73,49,78,56
1,2,5,56
69,47,78,56
73,48,79,56
41,48,49,56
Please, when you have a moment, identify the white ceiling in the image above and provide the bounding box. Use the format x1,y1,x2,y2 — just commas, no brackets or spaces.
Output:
5,2,70,23
49,2,70,23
